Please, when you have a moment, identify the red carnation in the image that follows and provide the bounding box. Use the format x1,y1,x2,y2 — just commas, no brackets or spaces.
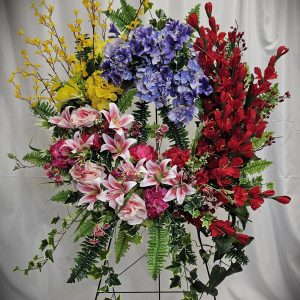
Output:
162,146,190,168
187,13,199,29
205,2,213,17
272,195,291,204
210,220,236,238
129,144,158,162
233,186,248,206
249,197,264,210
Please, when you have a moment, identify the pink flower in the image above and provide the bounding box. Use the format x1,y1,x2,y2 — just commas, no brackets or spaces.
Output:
100,133,136,160
76,178,106,210
70,161,106,183
119,159,146,181
63,131,95,154
163,169,196,205
140,159,176,187
101,103,134,135
50,139,74,169
117,194,147,225
144,187,169,219
49,106,73,129
129,144,158,161
102,175,136,208
71,105,101,128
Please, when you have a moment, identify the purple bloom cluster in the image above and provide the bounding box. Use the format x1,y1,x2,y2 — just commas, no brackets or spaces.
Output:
101,20,213,126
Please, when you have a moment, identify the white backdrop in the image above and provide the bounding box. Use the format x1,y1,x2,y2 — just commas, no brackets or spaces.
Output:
1,0,300,299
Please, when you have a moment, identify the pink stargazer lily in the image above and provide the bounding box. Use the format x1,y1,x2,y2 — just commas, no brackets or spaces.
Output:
49,106,73,128
119,158,146,181
140,159,176,187
163,169,196,205
101,103,134,135
100,133,136,160
63,131,95,154
76,178,106,210
102,175,137,208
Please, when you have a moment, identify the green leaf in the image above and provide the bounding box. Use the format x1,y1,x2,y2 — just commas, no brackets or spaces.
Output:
214,237,234,261
51,190,76,204
7,152,16,159
266,182,275,190
74,220,95,242
226,263,243,277
39,239,48,251
243,159,272,175
147,223,170,280
207,265,227,294
31,101,57,119
170,275,181,288
45,250,54,262
115,230,131,263
23,151,50,167
117,88,137,113
106,273,121,287
51,216,60,225
251,131,273,151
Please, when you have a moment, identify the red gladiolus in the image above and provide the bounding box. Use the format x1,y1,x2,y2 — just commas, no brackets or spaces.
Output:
236,233,252,245
205,2,213,17
261,190,275,197
210,220,236,237
233,186,248,206
277,46,289,58
187,13,199,29
272,195,291,204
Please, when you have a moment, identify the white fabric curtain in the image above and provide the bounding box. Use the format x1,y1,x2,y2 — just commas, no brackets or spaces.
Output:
1,0,300,299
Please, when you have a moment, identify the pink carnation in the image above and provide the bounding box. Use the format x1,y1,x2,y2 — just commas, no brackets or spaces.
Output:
144,187,169,219
129,144,158,162
117,194,147,225
70,161,106,183
49,140,74,169
70,106,101,128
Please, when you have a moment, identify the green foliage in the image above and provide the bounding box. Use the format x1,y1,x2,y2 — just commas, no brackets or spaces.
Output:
74,220,95,242
243,159,272,175
261,83,280,116
149,9,169,30
67,225,114,283
50,190,79,204
251,131,273,151
23,150,50,167
31,101,57,119
132,101,151,143
159,107,189,149
214,236,235,261
147,223,170,280
117,88,137,113
225,248,249,266
105,0,137,32
115,230,132,263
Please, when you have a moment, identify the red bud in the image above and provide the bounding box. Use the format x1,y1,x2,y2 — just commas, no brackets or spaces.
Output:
261,189,275,197
209,17,216,32
236,233,252,245
277,46,289,57
205,2,213,17
187,12,199,29
272,195,291,204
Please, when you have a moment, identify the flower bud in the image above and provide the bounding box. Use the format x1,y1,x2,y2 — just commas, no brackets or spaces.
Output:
187,12,199,29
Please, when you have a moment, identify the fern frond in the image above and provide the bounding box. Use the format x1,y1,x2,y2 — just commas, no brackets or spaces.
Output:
147,224,170,280
23,151,50,167
159,107,189,149
225,249,249,266
31,101,57,119
242,159,272,175
115,230,131,263
117,88,137,113
132,101,151,143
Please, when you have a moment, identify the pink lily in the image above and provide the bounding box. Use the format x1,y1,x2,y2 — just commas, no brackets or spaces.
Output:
101,103,134,135
100,133,136,160
140,159,176,187
102,175,137,208
76,178,106,210
63,131,95,154
119,158,146,181
49,106,73,128
163,169,196,205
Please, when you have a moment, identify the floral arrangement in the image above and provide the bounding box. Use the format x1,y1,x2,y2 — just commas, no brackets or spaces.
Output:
9,0,291,299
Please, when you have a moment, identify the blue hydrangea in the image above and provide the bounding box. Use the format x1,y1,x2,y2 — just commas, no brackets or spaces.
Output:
168,105,198,127
101,39,133,86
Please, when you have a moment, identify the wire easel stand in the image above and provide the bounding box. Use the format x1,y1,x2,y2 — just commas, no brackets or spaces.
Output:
94,229,217,300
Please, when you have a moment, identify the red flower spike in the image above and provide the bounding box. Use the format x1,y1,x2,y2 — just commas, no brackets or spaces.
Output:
205,2,213,17
272,195,291,204
210,220,236,238
187,12,199,29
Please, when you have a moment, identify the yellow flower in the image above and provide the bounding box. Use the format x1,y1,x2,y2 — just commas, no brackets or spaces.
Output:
55,79,81,110
72,60,88,78
126,19,141,30
85,71,123,110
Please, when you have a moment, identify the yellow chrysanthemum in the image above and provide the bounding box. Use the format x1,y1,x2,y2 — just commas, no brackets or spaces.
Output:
85,71,123,110
55,79,81,110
